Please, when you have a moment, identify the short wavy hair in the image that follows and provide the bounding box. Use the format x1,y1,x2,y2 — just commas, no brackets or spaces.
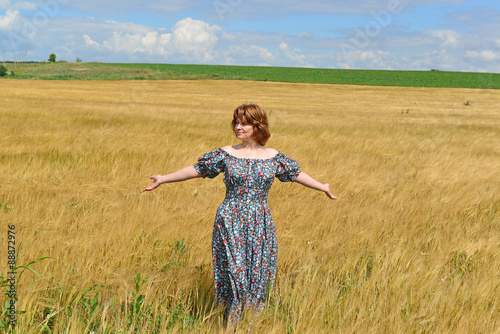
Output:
231,104,271,146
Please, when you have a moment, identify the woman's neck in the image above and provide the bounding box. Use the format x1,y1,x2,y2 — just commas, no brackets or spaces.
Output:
238,141,263,151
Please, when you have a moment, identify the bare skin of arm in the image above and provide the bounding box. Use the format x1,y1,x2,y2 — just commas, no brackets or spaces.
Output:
142,165,201,192
294,172,338,200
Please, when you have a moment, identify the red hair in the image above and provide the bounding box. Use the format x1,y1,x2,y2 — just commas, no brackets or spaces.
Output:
231,104,271,146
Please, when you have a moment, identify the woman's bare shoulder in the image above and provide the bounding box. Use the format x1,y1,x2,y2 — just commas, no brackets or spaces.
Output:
221,145,238,153
265,147,279,156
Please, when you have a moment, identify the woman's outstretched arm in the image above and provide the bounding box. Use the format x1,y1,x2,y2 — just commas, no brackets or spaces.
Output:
142,165,201,192
294,172,338,200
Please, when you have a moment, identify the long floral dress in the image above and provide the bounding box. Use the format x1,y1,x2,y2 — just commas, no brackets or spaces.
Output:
194,148,301,324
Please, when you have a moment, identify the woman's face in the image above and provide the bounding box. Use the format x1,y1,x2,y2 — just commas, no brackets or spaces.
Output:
234,118,254,142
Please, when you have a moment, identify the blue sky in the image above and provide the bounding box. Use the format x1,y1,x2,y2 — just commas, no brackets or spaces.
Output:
1,0,499,72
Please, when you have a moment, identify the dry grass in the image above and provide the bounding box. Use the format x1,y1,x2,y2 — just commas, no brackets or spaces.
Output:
0,79,499,333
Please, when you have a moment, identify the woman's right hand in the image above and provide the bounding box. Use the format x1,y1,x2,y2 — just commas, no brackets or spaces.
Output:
142,175,162,192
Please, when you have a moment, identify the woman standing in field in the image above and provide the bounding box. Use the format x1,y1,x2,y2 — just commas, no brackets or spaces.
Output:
142,103,337,327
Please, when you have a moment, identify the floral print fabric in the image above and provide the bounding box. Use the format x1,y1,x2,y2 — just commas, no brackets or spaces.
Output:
194,148,301,324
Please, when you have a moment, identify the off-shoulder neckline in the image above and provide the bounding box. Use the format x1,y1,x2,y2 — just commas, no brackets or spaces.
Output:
218,147,282,161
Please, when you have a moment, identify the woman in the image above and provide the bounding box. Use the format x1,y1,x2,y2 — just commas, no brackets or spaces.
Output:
142,103,337,326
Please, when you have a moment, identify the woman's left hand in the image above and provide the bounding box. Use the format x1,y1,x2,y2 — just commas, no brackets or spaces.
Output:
324,184,338,200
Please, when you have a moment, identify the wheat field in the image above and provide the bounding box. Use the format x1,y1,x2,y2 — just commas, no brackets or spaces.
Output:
0,79,499,333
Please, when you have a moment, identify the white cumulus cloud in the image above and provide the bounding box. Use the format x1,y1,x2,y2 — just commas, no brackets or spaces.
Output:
465,50,499,62
141,31,158,48
85,29,173,58
0,8,21,31
81,17,221,61
171,17,221,61
83,34,99,47
298,31,314,39
279,42,312,67
223,45,275,65
102,32,148,53
426,30,460,47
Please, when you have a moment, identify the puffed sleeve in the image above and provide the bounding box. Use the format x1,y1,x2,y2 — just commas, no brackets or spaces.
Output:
275,152,301,182
194,148,226,179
